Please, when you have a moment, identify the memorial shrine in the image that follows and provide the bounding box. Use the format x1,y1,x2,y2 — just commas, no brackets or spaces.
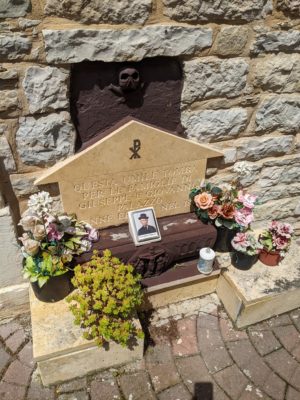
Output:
1,0,300,394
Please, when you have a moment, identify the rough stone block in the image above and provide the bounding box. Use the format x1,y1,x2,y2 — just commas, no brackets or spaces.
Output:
258,160,300,188
277,0,300,15
9,172,41,197
0,69,18,81
215,26,249,56
23,66,69,114
182,57,248,104
236,135,294,161
45,0,152,24
0,207,23,288
182,108,247,142
0,90,18,116
252,30,300,55
163,0,272,22
0,0,30,18
256,96,300,133
253,55,300,93
30,289,144,386
254,196,300,221
42,26,213,63
0,135,16,172
16,112,75,167
18,19,41,30
256,183,300,204
0,34,31,60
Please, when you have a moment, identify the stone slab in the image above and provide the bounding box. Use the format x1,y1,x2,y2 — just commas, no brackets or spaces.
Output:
0,283,29,320
30,288,143,385
217,241,300,328
35,120,223,228
42,26,212,63
142,261,220,310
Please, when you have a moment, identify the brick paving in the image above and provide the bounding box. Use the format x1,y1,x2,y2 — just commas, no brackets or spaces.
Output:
0,305,300,399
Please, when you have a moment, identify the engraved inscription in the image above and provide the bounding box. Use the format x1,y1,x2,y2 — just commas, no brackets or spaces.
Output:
72,161,200,226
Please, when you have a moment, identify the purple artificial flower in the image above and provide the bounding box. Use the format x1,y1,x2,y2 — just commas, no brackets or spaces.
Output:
46,223,64,241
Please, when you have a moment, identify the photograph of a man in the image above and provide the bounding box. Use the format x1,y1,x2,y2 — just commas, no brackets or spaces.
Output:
137,213,157,236
128,207,161,246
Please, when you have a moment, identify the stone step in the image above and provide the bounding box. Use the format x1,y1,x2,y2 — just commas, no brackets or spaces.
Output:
29,288,144,386
217,241,300,328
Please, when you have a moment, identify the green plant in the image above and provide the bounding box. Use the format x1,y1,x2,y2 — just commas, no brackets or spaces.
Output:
66,249,144,347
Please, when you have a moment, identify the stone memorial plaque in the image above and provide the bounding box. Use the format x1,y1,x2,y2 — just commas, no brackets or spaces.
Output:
35,120,223,228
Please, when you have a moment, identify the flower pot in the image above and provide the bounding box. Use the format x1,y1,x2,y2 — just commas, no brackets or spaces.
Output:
231,251,258,270
259,248,281,266
214,226,238,253
31,270,74,302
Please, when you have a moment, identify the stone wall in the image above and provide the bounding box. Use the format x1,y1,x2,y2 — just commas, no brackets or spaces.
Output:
1,1,300,313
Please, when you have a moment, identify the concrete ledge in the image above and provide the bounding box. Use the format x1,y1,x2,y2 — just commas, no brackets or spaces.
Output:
141,260,221,310
217,241,300,328
30,288,144,386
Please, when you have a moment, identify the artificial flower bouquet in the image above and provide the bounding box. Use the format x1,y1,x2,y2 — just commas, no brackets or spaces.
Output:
231,232,262,256
258,221,294,257
19,191,99,288
189,181,258,231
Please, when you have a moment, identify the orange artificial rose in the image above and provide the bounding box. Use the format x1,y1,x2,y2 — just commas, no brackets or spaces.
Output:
219,203,235,220
194,192,214,210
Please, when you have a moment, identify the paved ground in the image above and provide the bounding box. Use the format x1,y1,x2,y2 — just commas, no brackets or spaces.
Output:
0,299,300,400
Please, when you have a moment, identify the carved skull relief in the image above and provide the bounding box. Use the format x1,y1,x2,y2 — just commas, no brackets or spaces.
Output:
118,67,140,91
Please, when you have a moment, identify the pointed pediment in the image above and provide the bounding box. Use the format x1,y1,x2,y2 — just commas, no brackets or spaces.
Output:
35,120,223,228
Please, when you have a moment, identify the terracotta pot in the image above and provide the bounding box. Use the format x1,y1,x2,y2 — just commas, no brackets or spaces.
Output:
31,270,74,303
258,248,281,266
231,251,258,270
213,226,238,253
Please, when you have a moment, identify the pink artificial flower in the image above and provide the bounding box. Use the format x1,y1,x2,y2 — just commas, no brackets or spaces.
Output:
238,192,257,209
277,222,294,239
273,236,289,250
234,208,254,228
88,228,99,242
232,232,248,246
46,223,64,241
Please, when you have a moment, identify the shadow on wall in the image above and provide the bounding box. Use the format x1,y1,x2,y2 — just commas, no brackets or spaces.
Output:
193,382,213,400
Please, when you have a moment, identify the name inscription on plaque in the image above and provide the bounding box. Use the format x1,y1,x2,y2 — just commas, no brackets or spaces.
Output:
71,161,199,226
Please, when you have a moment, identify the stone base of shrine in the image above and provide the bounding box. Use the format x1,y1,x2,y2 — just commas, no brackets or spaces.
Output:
30,288,144,386
217,242,300,328
29,243,300,385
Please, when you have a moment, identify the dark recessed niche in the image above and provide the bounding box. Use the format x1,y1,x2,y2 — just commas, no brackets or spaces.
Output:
70,57,184,151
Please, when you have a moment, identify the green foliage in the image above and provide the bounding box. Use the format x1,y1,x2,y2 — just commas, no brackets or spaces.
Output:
23,252,68,288
67,249,144,348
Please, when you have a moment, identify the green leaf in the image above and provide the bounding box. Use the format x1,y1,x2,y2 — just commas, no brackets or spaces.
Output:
64,241,75,250
38,276,49,288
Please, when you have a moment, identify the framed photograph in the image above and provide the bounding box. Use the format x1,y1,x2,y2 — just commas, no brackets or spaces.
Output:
128,207,161,246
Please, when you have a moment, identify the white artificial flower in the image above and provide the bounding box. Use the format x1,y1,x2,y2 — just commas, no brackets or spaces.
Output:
27,191,53,216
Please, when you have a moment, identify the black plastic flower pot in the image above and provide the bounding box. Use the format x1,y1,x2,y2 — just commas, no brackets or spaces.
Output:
31,270,74,303
231,251,258,270
213,226,238,253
